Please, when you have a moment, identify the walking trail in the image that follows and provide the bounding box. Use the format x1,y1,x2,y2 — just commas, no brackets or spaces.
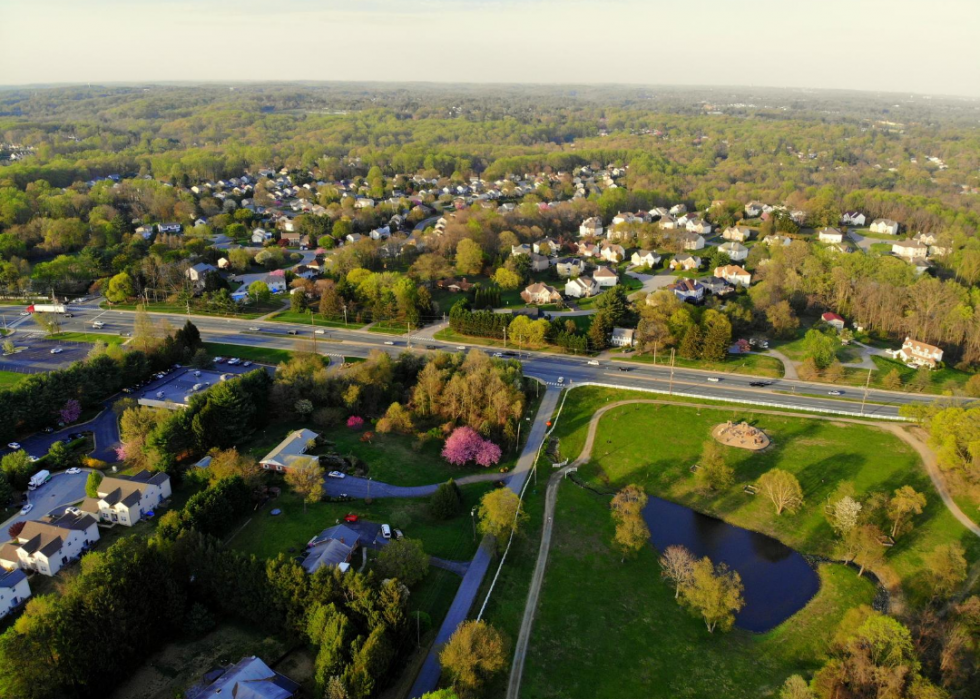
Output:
505,398,980,699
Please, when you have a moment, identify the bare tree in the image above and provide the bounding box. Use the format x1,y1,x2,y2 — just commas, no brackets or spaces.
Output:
757,469,804,515
659,545,696,598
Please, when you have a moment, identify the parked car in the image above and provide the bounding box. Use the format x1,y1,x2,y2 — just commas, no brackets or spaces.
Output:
557,377,564,384
394,529,404,540
27,455,38,463
327,471,346,479
7,442,21,450
242,361,252,367
380,524,392,539
65,506,81,515
43,426,54,433
50,347,63,354
20,503,33,515
214,357,225,363
67,467,81,474
344,513,359,523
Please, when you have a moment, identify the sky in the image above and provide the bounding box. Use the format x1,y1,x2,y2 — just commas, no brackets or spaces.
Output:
2,0,979,97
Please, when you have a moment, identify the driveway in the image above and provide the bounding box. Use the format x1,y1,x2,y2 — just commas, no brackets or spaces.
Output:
322,471,509,500
624,267,677,297
0,470,90,533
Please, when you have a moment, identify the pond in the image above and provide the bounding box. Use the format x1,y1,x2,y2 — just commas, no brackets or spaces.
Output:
642,497,820,633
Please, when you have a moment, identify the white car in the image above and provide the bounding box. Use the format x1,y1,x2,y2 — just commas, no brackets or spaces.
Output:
587,359,599,366
67,467,81,474
707,377,721,383
456,345,466,350
314,329,326,335
828,390,844,396
557,377,564,384
384,340,395,346
27,455,39,463
65,506,81,515
7,442,21,450
227,357,240,365
381,524,392,539
327,471,346,479
19,503,33,515
214,357,224,363
50,347,64,354
242,361,252,367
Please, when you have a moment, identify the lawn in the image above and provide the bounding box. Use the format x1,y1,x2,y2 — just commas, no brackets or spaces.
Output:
103,300,283,320
270,309,367,329
433,327,591,356
614,351,785,378
0,370,26,388
230,484,492,563
521,484,877,699
839,355,975,395
50,332,126,345
367,320,411,335
551,387,980,603
203,342,295,365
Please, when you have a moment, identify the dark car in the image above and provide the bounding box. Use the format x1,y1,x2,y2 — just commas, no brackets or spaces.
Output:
43,426,54,433
618,366,632,372
749,381,771,387
63,312,74,318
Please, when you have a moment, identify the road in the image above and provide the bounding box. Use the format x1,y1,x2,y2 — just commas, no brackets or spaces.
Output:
323,470,508,500
13,298,961,422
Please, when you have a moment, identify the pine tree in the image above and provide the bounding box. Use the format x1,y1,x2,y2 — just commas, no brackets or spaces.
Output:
679,324,703,359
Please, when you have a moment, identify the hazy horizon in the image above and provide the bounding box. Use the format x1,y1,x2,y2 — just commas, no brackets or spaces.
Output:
2,0,979,98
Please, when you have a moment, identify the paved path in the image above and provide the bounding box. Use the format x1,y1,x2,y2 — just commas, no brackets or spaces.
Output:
322,470,510,500
430,556,470,577
408,388,560,698
764,349,798,380
504,397,980,699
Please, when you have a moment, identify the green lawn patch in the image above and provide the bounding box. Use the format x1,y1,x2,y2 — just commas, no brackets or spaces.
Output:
614,351,785,378
522,484,876,699
367,321,410,335
0,370,26,388
840,355,974,395
103,300,282,320
270,309,367,329
551,388,980,603
50,332,126,345
202,342,295,365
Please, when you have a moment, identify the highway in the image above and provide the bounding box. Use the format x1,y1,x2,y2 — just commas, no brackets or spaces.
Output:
7,297,966,420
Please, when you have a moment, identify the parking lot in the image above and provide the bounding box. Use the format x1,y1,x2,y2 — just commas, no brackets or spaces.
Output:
136,363,256,409
0,335,92,374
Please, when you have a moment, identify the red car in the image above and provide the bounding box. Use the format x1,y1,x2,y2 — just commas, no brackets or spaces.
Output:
344,513,359,523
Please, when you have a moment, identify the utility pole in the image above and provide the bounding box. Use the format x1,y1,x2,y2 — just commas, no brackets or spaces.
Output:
503,325,507,349
668,348,676,396
860,367,872,416
407,321,412,349
343,303,348,326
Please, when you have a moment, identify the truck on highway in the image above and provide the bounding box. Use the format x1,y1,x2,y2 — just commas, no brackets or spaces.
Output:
27,303,66,314
28,469,51,491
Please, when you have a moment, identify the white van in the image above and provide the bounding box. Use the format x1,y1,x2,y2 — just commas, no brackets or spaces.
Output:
587,360,599,366
380,524,392,540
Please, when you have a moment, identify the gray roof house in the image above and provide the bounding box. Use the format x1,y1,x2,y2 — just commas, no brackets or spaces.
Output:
185,656,299,699
302,524,361,574
260,429,320,472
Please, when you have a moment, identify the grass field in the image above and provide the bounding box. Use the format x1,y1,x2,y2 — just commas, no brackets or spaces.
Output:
522,484,876,699
0,370,26,387
552,387,980,603
104,300,283,320
614,351,785,378
202,342,295,365
50,332,126,345
231,483,492,562
270,309,367,329
839,355,975,395
367,320,411,335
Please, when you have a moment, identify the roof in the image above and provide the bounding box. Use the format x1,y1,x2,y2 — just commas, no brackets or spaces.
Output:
715,264,749,278
0,568,26,589
87,472,168,510
593,266,617,278
903,337,942,355
260,429,319,468
11,515,96,559
302,524,361,573
611,327,635,340
670,279,703,293
185,657,298,699
523,282,558,296
822,312,845,322
719,241,747,251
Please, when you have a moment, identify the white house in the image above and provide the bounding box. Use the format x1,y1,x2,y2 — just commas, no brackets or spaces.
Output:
610,327,635,348
593,266,619,287
251,228,272,244
870,219,900,235
0,569,30,619
669,203,688,216
532,238,558,255
764,234,792,248
565,276,599,299
718,241,749,261
260,429,320,472
679,232,705,251
722,226,752,243
631,250,661,268
892,240,928,260
511,244,531,257
713,265,752,286
670,254,702,271
817,227,844,244
556,257,586,277
185,262,217,288
529,254,550,272
369,226,391,240
686,218,713,235
521,283,562,305
263,270,288,293
600,243,626,263
893,337,943,369
579,217,603,238
79,471,172,527
840,212,866,227
0,513,100,577
744,201,763,218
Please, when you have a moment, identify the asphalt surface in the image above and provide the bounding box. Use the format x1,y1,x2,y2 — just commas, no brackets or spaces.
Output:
0,470,90,534
0,335,92,373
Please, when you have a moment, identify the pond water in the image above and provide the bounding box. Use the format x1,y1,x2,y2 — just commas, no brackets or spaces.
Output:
642,497,820,633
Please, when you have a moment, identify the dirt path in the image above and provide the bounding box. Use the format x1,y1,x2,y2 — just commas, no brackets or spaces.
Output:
505,397,980,699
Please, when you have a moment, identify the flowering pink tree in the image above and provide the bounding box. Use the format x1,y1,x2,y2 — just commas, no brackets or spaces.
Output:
442,426,502,467
347,415,364,430
114,444,130,462
59,399,81,425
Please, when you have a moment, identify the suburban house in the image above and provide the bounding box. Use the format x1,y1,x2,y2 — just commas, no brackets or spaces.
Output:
510,243,531,257
631,249,661,268
262,270,288,294
280,231,302,246
722,226,753,243
576,241,598,258
529,253,550,272
251,228,272,244
892,240,928,260
0,569,30,619
369,226,391,241
610,327,635,348
659,214,678,229
764,234,792,248
893,337,944,369
521,283,562,305
913,232,952,257
0,513,100,577
698,276,734,296
670,254,702,271
185,262,217,289
579,217,603,238
679,232,705,251
718,241,749,261
78,471,172,527
158,222,183,234
686,218,713,235
260,428,320,472
185,656,300,699
713,265,751,286
840,212,866,227
669,279,705,303
565,276,599,299
436,277,475,294
821,312,846,331
593,266,619,288
533,238,558,255
817,227,844,244
599,242,626,263
556,257,586,277
744,201,763,218
301,524,361,574
669,203,687,216
870,219,900,235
